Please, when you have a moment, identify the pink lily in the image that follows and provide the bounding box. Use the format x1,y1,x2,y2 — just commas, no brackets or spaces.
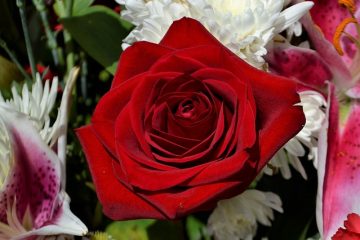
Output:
0,69,87,239
316,85,360,240
267,1,360,239
267,0,360,90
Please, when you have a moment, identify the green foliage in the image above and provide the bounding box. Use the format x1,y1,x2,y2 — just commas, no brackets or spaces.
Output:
60,6,133,74
0,56,22,89
106,219,156,240
186,216,211,240
72,0,95,15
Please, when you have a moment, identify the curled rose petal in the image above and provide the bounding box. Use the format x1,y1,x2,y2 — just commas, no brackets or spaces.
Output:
77,18,305,220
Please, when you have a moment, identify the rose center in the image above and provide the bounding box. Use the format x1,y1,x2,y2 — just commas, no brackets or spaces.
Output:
176,99,196,119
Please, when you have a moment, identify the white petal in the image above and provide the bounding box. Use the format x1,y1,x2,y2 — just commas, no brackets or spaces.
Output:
274,2,313,34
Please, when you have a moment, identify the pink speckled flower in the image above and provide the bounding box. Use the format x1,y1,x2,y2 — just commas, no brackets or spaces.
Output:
0,69,87,239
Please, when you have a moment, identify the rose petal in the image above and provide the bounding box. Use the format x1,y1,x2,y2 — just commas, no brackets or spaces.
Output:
160,17,222,50
93,72,181,157
138,181,241,219
76,125,166,219
112,42,172,88
224,55,306,170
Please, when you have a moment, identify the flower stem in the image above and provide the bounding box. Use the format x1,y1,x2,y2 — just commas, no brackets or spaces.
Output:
64,0,74,76
32,0,64,66
0,38,32,82
16,0,36,81
55,0,75,78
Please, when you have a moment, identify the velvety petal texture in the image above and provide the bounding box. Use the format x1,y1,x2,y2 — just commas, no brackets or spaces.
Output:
77,18,305,220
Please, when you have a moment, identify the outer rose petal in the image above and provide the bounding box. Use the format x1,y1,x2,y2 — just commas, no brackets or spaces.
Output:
160,17,221,49
224,54,306,171
76,125,166,219
111,42,172,88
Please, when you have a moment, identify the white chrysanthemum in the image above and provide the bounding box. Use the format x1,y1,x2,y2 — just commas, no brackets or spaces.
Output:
0,73,59,145
265,91,326,179
207,190,283,240
119,0,195,49
119,0,313,68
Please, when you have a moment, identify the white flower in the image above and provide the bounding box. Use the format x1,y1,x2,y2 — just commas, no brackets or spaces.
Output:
207,190,283,240
264,90,327,179
119,0,314,68
120,0,195,49
0,73,59,146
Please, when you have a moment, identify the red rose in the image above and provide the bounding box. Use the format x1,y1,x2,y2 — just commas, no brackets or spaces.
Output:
333,214,360,240
76,18,305,220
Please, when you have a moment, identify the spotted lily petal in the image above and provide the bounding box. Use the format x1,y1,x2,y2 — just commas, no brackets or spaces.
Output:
301,12,353,88
317,84,360,239
266,39,332,88
0,106,87,239
310,0,360,66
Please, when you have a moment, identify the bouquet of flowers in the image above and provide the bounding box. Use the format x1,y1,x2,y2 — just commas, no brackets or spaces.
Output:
0,0,359,239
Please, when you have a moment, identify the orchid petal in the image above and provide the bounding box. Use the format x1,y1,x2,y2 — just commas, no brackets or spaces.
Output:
266,40,332,88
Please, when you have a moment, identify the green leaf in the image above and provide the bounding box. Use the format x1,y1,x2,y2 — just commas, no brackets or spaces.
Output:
340,101,351,126
60,6,133,74
0,56,23,90
186,216,211,240
72,0,95,15
106,219,155,240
